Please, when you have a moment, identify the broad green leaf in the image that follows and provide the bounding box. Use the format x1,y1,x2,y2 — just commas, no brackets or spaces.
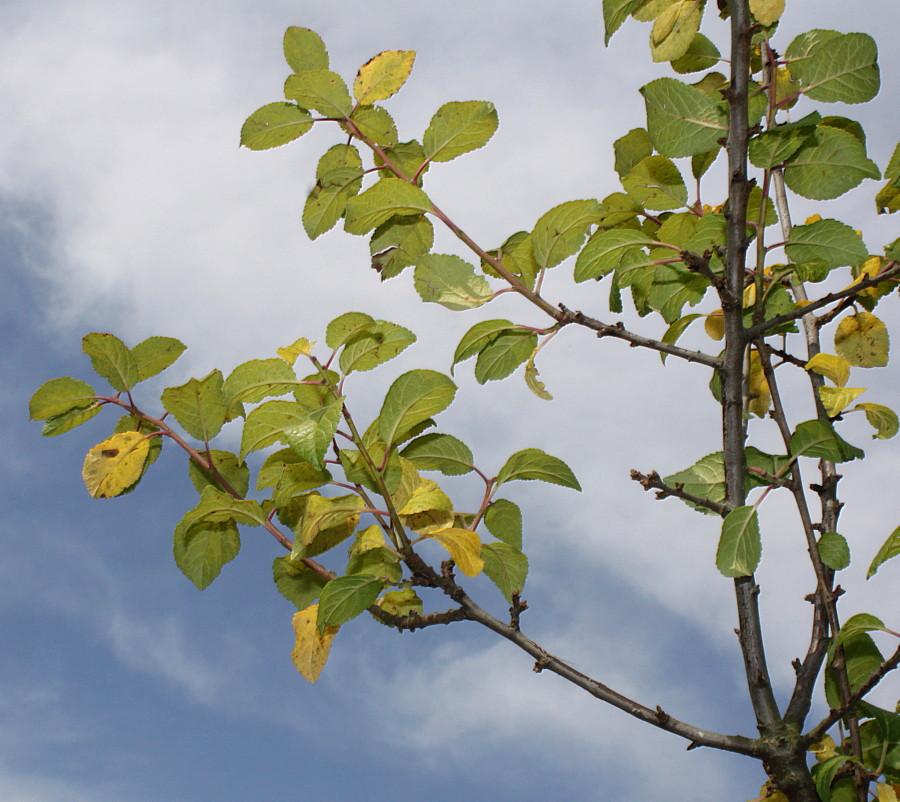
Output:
173,516,240,591
483,230,540,289
29,377,97,420
790,419,864,462
414,254,492,310
574,228,652,282
344,180,432,235
603,0,640,44
818,387,865,417
294,493,364,559
191,487,265,527
82,432,151,499
189,449,249,497
161,370,226,442
811,755,850,802
685,211,727,251
532,200,603,269
339,320,416,373
348,104,398,146
817,531,851,571
660,313,702,363
748,123,817,170
474,330,537,383
655,212,698,248
482,543,529,602
716,506,761,578
524,352,553,401
484,499,523,550
370,216,433,279
40,403,103,437
749,0,783,25
788,32,879,104
785,218,868,277
283,396,344,470
623,156,687,210
340,446,403,496
647,264,708,323
854,403,899,440
452,319,515,369
825,632,884,708
258,448,332,492
783,127,880,201
496,448,580,490
303,144,364,239
821,115,866,145
224,358,298,405
130,336,186,381
691,148,719,179
283,27,328,73
805,353,851,387
346,546,402,583
240,103,313,150
614,128,653,179
835,613,885,652
671,32,720,74
640,77,727,157
274,556,328,610
240,399,310,459
379,371,456,447
401,433,474,476
326,312,375,350
868,525,900,578
834,311,889,368
374,140,429,183
429,528,484,577
597,192,643,228
317,574,384,630
82,333,138,392
650,0,702,63
292,605,339,683
284,70,352,117
353,50,415,104
423,101,498,163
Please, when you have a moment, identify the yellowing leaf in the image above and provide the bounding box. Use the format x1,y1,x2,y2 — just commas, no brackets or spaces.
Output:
524,352,553,400
749,0,784,26
877,783,899,802
809,734,837,762
819,387,865,417
353,50,415,105
291,604,339,683
277,338,315,365
805,353,851,387
650,0,702,63
854,402,899,439
834,311,890,368
705,311,724,340
429,528,484,577
804,214,822,225
398,478,452,516
82,432,151,499
748,351,771,418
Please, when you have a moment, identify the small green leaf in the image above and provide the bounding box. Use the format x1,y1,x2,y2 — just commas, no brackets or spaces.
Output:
603,0,640,44
370,216,433,279
574,228,652,282
317,574,384,631
401,433,474,476
834,613,885,652
130,337,187,382
161,370,227,442
484,499,523,550
613,128,653,179
40,403,102,437
379,370,456,447
811,755,849,802
452,319,515,369
854,403,898,439
273,556,328,610
189,450,249,497
414,254,493,310
640,77,728,157
191,487,265,527
423,101,498,163
283,70,352,117
817,531,851,571
283,27,329,73
531,199,603,269
660,313,702,363
867,524,900,579
338,320,416,374
326,312,376,350
374,140,428,183
223,358,298,405
283,396,344,470
344,180,432,235
29,377,97,421
790,419,864,462
783,126,880,201
240,103,313,150
474,330,537,384
240,399,311,460
482,542,529,602
716,506,761,578
173,517,240,591
82,333,138,392
496,448,581,490
623,156,688,211
303,144,364,239
349,105,398,146
671,33,721,74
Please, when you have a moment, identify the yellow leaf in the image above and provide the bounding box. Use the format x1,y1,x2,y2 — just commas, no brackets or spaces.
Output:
398,478,452,516
805,353,851,387
291,604,339,683
429,527,484,577
277,337,314,365
834,311,890,368
749,0,784,25
877,783,899,802
748,351,771,418
82,432,151,499
809,734,837,762
818,387,865,417
743,283,757,308
804,213,822,225
650,0,702,63
353,50,415,105
854,402,899,439
705,311,724,340
773,67,796,107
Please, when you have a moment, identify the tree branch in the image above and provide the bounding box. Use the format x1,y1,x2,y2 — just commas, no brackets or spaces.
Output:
630,469,727,516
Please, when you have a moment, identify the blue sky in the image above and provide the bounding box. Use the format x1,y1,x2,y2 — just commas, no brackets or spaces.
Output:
2,1,899,800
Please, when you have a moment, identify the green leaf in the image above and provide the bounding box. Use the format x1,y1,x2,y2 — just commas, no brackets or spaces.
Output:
40,403,103,437
191,486,265,527
374,140,428,183
691,148,719,179
783,126,880,201
326,312,375,350
790,419,864,462
474,330,537,383
283,27,329,73
524,352,553,401
344,180,432,235
748,120,818,170
532,200,603,269
82,333,138,392
834,311,889,368
660,313,702,363
496,448,581,490
854,403,898,440
173,517,240,591
787,31,879,104
353,50,415,105
623,156,687,211
647,263,708,323
484,499,523,550
273,556,328,610
223,358,298,405
414,254,493,310
401,433,474,476
656,212,698,248
29,377,97,420
613,128,653,179
339,320,416,374
825,631,884,708
348,104,398,146
867,524,900,579
379,370,456,447
423,101,498,163
303,144,364,239
284,70,352,117
574,228,652,283
317,574,384,631
240,103,313,150
835,613,885,652
817,531,851,571
482,543,529,602
811,755,849,802
346,546,402,583
716,506,761,578
603,0,641,44
283,396,344,470
294,493,364,559
258,449,332,498
370,216,433,279
452,319,515,369
189,449,249,497
785,218,868,276
597,192,643,228
130,336,187,382
240,399,311,460
671,32,721,74
640,77,728,157
684,209,725,252
161,370,227,442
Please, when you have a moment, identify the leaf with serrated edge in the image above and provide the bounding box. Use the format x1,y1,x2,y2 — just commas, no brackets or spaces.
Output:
240,400,310,460
484,499,523,550
531,199,602,269
524,352,553,400
326,312,376,350
790,32,879,105
496,448,581,490
783,127,880,201
817,532,851,571
401,433,473,476
283,27,329,73
452,319,515,369
790,419,864,462
786,218,868,273
161,370,227,442
834,311,889,368
423,101,498,163
344,181,431,235
317,575,383,630
82,333,139,392
339,320,416,374
414,254,492,310
224,358,298,405
428,528,484,577
354,50,415,104
805,353,851,387
818,387,865,417
834,613,885,652
240,103,313,151
379,370,456,447
284,70,352,117
854,403,899,440
640,78,727,157
131,337,186,381
474,331,536,384
292,605,339,682
284,397,343,471
274,557,328,610
29,377,97,420
173,517,240,590
749,0,784,26
82,432,151,499
482,543,528,602
867,525,900,579
650,0,702,63
716,506,761,578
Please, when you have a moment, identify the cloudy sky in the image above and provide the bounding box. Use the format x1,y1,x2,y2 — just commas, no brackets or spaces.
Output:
2,1,899,800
